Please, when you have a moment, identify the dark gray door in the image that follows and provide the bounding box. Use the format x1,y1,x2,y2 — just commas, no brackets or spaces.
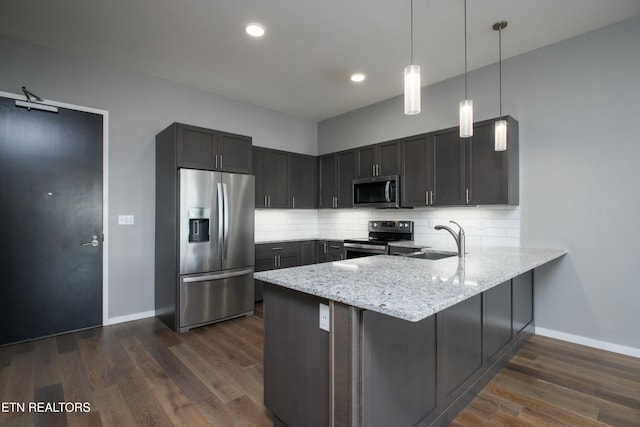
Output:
0,96,103,345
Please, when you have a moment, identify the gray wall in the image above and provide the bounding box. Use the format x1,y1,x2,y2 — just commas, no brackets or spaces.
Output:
0,35,317,320
319,18,640,351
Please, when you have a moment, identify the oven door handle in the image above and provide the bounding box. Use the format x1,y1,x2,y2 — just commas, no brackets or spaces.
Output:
384,180,391,203
344,243,386,252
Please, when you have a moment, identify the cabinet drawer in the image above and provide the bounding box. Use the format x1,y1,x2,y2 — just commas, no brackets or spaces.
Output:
256,241,301,258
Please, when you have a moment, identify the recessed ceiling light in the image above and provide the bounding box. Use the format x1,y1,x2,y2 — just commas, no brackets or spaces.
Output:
350,73,366,83
246,23,265,38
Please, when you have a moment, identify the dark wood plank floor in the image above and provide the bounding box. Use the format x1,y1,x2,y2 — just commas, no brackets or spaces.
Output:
451,335,640,427
1,305,638,426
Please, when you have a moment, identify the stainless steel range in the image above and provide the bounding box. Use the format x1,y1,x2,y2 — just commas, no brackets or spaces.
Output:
344,220,414,259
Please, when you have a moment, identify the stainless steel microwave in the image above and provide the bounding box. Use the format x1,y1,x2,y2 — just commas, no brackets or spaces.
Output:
353,175,400,208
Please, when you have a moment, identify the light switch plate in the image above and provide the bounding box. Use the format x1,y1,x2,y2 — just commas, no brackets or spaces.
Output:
118,215,135,225
319,303,330,332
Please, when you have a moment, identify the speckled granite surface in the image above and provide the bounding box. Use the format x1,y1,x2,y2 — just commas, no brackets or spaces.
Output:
254,246,567,322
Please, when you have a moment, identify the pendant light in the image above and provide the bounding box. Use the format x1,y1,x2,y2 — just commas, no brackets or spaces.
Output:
493,21,508,151
404,0,420,115
459,0,473,137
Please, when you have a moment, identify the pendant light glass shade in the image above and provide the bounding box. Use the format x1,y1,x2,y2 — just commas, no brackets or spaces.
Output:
404,64,421,115
495,119,507,151
459,99,473,138
493,21,508,151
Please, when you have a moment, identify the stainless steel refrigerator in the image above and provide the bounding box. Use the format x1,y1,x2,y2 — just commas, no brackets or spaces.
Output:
155,168,255,332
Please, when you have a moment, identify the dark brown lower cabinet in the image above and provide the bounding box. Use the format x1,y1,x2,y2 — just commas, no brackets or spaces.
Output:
264,285,329,427
362,311,437,427
263,271,534,427
300,240,317,265
513,270,534,334
254,242,301,302
484,280,513,363
437,294,483,406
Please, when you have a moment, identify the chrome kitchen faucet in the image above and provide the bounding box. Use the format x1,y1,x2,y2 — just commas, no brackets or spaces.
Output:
434,221,466,257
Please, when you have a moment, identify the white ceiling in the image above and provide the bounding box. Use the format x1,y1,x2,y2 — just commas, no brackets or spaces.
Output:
1,0,639,121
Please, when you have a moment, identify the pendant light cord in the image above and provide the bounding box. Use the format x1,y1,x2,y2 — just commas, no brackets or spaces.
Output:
498,25,502,118
410,0,414,64
464,0,468,99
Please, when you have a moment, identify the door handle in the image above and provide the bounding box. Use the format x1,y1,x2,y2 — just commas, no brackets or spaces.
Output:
223,183,230,259
81,235,100,247
217,182,224,253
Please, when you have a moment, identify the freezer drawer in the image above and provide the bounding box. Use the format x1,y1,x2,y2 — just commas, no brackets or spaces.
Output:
179,267,254,332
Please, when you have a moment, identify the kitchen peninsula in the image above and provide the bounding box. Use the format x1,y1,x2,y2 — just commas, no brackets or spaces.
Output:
255,246,566,427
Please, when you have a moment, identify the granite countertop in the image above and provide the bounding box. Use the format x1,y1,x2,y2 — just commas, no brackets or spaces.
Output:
254,246,567,322
255,238,350,245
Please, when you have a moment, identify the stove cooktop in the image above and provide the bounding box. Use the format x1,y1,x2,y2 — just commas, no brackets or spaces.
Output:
344,220,414,246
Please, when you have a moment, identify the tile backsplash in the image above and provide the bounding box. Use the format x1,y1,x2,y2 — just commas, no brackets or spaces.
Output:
255,206,520,250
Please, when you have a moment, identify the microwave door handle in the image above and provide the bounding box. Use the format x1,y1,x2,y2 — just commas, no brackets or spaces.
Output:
384,180,391,203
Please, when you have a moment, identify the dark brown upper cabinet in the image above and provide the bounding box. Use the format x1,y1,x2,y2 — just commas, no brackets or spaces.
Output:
176,123,252,173
433,127,467,206
289,153,317,209
254,147,317,209
318,154,337,209
401,133,433,207
355,140,401,179
401,116,519,207
401,131,461,207
467,117,519,205
254,147,289,208
319,150,356,209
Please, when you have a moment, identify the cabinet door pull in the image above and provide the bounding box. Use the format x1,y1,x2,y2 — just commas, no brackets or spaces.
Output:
431,191,435,205
376,164,380,176
466,188,470,205
215,154,218,169
219,155,223,170
372,164,376,176
272,247,283,251
264,196,268,208
330,245,341,249
292,197,295,209
425,191,429,206
268,196,271,208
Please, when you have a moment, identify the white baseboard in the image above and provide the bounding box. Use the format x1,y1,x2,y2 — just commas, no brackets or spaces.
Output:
535,327,640,359
104,310,156,326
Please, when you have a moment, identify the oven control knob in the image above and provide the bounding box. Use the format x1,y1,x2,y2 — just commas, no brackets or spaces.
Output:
372,222,378,228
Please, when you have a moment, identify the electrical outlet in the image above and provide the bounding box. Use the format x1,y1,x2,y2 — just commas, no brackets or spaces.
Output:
319,303,330,332
118,215,134,225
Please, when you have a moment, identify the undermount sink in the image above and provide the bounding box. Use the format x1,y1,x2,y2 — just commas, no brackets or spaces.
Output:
404,251,458,260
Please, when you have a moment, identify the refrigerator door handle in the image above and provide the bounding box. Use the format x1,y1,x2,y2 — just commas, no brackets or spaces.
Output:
223,182,230,260
217,182,224,256
182,267,254,283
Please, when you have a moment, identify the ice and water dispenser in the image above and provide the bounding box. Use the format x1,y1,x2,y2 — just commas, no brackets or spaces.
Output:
188,208,210,243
